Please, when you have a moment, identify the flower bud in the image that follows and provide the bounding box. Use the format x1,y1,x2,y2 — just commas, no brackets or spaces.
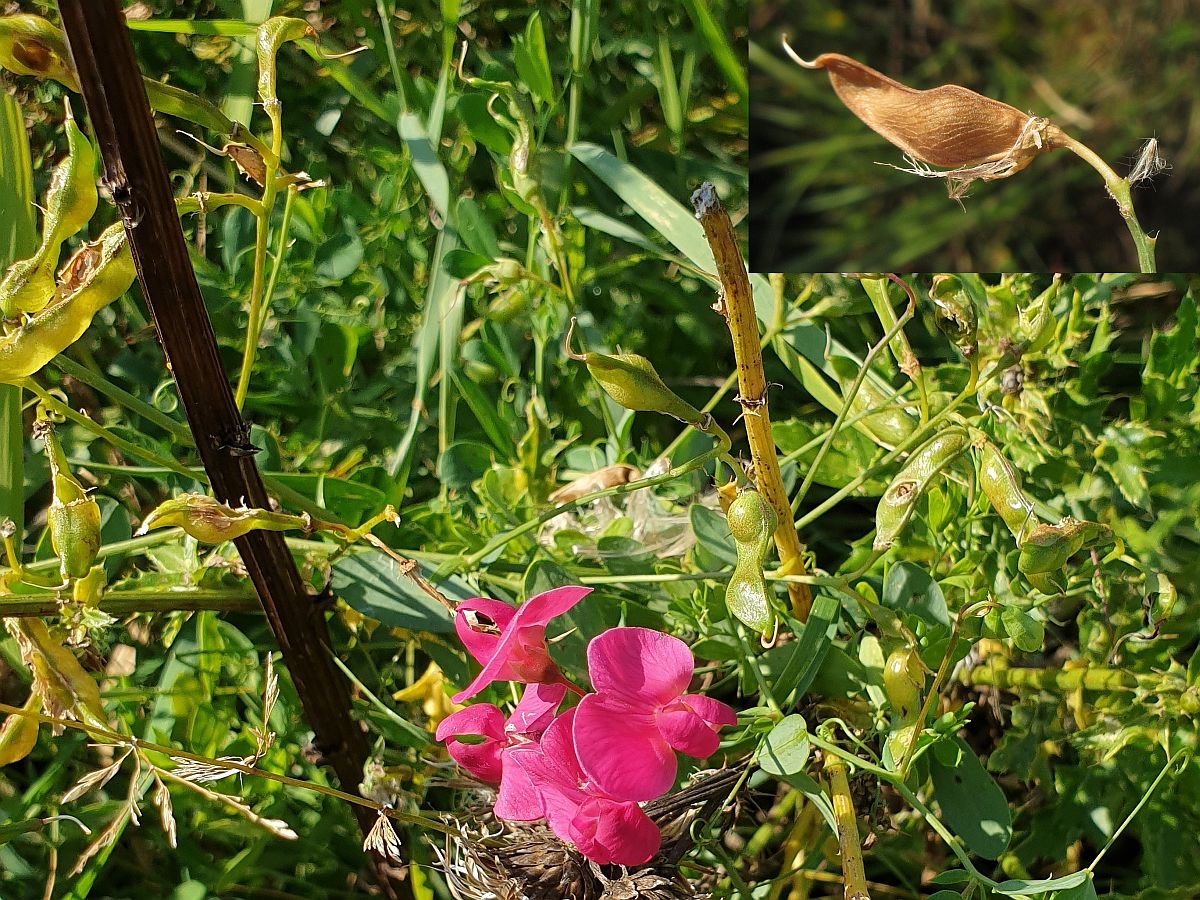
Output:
566,319,704,424
138,493,309,544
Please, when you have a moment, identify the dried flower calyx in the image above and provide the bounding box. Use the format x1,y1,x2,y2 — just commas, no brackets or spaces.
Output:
784,40,1068,196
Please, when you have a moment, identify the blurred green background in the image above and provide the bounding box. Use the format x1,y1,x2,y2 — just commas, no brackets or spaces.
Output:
749,0,1200,272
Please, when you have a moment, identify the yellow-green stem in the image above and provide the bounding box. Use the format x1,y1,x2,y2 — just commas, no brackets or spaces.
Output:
1054,130,1157,273
824,754,870,900
693,184,812,619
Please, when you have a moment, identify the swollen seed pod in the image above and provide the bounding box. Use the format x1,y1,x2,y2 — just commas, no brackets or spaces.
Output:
725,490,779,638
0,223,135,384
977,438,1036,541
565,319,705,424
0,14,78,89
786,45,1065,174
873,427,970,551
1017,517,1114,594
882,647,923,723
929,275,978,357
138,493,309,544
39,420,101,581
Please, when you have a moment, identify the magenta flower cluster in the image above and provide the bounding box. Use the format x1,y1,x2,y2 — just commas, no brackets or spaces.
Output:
435,586,736,866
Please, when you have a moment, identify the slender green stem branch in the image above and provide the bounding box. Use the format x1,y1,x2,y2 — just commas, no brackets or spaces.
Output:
1054,131,1157,273
793,286,915,513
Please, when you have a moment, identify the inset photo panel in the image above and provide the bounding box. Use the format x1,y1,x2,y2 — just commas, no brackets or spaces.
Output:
749,1,1199,273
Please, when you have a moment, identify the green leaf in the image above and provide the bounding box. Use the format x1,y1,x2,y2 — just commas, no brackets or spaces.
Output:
1001,606,1045,652
442,248,493,279
772,594,840,704
333,551,460,633
456,93,514,155
689,503,737,567
569,142,777,325
398,112,450,219
438,440,494,491
882,562,951,627
759,715,810,776
992,872,1089,896
929,736,1012,859
512,11,555,106
928,869,971,885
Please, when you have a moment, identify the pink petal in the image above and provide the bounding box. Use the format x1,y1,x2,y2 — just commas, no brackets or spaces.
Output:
508,717,587,835
454,598,517,667
515,585,592,628
435,704,506,743
507,683,566,738
571,796,661,866
586,627,694,706
452,593,581,703
494,749,546,821
436,705,506,783
574,694,676,802
657,701,721,760
681,694,737,727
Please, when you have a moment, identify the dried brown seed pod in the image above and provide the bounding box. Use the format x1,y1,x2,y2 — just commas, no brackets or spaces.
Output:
784,40,1068,193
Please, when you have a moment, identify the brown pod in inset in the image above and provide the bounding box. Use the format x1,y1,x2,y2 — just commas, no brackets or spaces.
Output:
786,43,1066,172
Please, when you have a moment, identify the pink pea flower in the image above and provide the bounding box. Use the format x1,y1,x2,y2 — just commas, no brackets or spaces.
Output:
434,682,566,821
452,586,591,702
509,708,662,866
573,626,737,801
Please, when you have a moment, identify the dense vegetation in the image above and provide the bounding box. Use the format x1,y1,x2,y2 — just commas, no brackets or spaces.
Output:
2,3,1198,900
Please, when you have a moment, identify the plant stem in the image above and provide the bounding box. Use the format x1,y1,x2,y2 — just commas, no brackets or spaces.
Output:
53,354,194,445
793,284,915,513
0,699,453,835
23,379,202,482
962,657,1184,694
0,589,258,617
824,752,870,900
1054,130,1157,273
692,183,813,620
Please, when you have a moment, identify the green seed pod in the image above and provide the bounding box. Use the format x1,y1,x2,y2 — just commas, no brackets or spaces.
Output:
827,355,917,449
566,320,704,424
138,493,310,543
929,275,978,357
1018,276,1062,354
977,438,1036,540
725,490,779,637
42,101,98,254
873,427,969,551
38,421,101,581
1,100,98,318
883,647,923,723
1017,516,1114,594
0,223,135,383
256,17,313,112
0,14,78,89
